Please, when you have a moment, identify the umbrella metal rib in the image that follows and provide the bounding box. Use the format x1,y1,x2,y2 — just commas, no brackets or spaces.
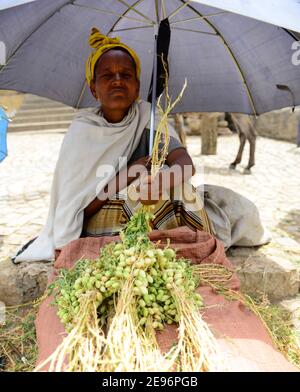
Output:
154,0,160,24
160,0,167,19
110,25,217,36
116,0,155,24
171,27,217,36
108,0,154,35
112,25,153,33
167,0,193,20
284,29,300,42
73,2,153,25
169,12,228,25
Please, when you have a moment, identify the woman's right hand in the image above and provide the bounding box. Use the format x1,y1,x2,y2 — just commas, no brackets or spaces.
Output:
130,155,152,171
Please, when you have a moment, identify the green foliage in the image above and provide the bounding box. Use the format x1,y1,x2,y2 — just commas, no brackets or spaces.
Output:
253,298,300,367
0,305,38,372
50,207,202,332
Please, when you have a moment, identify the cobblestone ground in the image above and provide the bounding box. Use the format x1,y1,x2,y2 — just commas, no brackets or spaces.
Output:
0,132,300,266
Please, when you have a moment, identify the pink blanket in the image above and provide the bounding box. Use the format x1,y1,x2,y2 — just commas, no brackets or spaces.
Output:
35,227,298,372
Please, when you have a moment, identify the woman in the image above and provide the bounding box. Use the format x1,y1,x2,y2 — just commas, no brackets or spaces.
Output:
14,28,211,263
29,29,295,372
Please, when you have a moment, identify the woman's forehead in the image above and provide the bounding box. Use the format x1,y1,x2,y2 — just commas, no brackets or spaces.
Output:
96,49,136,72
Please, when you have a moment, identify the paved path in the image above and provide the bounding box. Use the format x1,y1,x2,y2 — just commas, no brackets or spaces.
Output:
0,132,300,265
0,132,64,261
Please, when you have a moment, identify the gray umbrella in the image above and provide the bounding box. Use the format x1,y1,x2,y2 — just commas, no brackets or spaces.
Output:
0,0,300,116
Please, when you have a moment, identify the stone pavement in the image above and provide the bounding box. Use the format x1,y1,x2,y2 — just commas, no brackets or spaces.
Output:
0,131,64,261
0,132,300,305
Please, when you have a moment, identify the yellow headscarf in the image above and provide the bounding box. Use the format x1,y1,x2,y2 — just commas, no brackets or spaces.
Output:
85,27,141,86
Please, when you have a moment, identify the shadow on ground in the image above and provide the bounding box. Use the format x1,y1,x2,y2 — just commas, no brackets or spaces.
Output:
277,209,300,244
202,164,249,177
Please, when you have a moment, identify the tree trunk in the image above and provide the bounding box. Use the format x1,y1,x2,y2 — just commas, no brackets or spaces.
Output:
201,114,218,155
173,113,187,147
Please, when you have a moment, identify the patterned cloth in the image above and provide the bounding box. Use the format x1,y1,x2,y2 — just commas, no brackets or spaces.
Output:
82,183,213,237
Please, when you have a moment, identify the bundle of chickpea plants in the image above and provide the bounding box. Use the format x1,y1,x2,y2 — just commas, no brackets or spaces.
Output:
37,79,226,372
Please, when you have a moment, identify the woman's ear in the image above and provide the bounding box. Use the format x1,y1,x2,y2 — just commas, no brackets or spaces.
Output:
90,80,97,100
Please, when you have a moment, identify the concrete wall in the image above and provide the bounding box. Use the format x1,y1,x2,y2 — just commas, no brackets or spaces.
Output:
182,108,300,143
255,107,300,143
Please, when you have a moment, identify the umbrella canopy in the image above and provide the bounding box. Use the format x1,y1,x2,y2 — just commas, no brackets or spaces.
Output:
0,0,299,114
0,1,37,11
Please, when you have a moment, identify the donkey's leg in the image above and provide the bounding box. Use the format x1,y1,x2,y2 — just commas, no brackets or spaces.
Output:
243,135,256,174
229,133,246,169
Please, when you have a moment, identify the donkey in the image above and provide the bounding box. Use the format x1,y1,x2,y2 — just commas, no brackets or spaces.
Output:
225,113,257,174
173,112,257,174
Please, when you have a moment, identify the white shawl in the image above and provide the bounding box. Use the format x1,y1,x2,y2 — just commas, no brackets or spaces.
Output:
15,100,151,262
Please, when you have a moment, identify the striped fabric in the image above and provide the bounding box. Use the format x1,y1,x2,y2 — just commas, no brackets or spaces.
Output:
82,185,213,237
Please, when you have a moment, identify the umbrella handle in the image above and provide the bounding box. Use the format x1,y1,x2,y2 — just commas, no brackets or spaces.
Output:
149,29,158,156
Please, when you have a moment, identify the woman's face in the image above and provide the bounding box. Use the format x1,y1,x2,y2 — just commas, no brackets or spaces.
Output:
90,49,140,121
